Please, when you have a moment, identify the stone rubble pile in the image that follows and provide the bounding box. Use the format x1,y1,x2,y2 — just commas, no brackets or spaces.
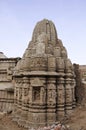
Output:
29,122,70,130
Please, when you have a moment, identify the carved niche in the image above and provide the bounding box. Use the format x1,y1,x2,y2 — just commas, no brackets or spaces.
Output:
31,78,44,103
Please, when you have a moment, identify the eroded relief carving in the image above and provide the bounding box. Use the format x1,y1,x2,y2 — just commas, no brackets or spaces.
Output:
48,88,56,105
36,33,47,55
22,87,30,104
58,85,65,104
41,87,46,103
65,84,72,103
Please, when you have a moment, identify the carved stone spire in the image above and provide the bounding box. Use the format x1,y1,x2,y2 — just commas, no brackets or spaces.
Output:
13,19,76,128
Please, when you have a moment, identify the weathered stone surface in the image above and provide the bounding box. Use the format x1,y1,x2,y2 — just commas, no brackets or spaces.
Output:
13,19,76,128
74,64,86,105
0,53,20,112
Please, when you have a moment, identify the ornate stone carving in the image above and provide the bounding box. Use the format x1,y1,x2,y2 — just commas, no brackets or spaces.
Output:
47,84,56,105
57,84,65,104
13,19,76,128
48,89,56,105
31,78,43,87
40,87,46,104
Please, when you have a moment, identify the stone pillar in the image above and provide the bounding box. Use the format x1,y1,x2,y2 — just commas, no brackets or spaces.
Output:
57,77,65,119
17,85,20,105
71,79,76,108
14,82,17,104
65,78,73,114
47,77,56,125
22,84,29,108
29,86,32,104
17,77,30,127
13,80,18,116
18,82,22,106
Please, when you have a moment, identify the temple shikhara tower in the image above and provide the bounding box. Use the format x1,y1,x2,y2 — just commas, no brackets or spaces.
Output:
13,19,76,128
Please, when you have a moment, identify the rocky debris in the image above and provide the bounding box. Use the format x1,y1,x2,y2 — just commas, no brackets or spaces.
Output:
0,112,25,130
28,122,71,130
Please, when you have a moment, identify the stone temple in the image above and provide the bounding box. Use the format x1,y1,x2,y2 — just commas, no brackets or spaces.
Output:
12,19,76,128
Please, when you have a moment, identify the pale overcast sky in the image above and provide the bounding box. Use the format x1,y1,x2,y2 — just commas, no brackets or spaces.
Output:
0,0,86,65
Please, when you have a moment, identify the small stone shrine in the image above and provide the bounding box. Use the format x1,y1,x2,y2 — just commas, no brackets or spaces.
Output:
13,19,76,128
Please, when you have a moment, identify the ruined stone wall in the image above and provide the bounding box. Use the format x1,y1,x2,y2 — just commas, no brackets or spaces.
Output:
0,90,14,112
0,57,20,112
73,64,86,104
79,65,86,81
79,65,86,105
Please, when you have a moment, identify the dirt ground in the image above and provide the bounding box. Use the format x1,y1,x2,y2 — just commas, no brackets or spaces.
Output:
63,105,86,130
0,105,86,130
0,113,26,130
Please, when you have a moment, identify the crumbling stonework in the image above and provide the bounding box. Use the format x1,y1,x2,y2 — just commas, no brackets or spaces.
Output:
73,64,86,105
13,19,76,128
0,52,20,112
79,65,86,81
78,65,86,105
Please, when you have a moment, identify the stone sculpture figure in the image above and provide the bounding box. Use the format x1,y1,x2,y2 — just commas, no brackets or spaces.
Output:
48,89,56,105
41,87,46,103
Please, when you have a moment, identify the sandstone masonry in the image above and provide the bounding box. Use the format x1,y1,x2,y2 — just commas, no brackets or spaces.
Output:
0,52,20,112
12,19,76,128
